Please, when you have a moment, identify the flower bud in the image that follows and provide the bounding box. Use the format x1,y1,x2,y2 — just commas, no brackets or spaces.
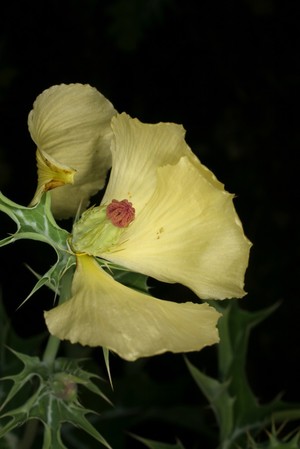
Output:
52,372,78,402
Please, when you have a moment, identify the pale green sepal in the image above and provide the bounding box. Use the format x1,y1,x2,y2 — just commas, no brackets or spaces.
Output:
71,205,122,255
131,434,186,449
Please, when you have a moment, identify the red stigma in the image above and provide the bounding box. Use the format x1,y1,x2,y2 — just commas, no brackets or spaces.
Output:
106,199,135,228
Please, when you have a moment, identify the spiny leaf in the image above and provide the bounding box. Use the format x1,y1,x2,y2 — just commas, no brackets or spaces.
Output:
32,393,112,449
185,357,235,441
0,351,112,448
0,384,43,436
245,424,300,448
42,424,68,449
0,387,112,448
0,191,76,302
186,302,300,449
0,191,68,248
0,348,46,411
214,300,280,383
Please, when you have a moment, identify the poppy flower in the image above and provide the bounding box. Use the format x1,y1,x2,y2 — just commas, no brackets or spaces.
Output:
29,85,251,361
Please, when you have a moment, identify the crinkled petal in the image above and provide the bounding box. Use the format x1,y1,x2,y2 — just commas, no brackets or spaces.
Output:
101,157,251,300
101,113,212,213
45,255,221,361
28,84,116,218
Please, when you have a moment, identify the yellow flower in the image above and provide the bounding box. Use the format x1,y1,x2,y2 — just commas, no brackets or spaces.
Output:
43,106,251,361
28,83,117,218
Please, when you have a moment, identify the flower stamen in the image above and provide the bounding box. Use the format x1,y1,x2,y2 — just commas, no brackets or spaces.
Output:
106,199,135,228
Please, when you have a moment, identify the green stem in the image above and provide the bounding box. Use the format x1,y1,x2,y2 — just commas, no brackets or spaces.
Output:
42,267,74,365
17,419,39,449
42,334,61,365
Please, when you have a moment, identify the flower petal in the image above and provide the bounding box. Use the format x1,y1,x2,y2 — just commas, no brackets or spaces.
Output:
101,113,206,213
29,149,77,207
45,255,221,361
101,157,251,300
28,84,116,218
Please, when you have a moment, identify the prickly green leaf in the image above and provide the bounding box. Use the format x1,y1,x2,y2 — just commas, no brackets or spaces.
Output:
0,387,111,449
0,348,46,411
0,385,42,436
216,300,278,388
186,302,300,449
216,302,300,431
35,395,112,449
245,425,300,448
42,423,68,449
185,357,234,442
0,192,75,298
0,191,67,248
0,350,112,448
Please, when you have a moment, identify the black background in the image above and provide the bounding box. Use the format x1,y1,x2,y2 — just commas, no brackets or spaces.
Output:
0,1,299,447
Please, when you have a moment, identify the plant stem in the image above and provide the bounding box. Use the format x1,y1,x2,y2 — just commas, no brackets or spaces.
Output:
17,419,39,449
42,334,61,364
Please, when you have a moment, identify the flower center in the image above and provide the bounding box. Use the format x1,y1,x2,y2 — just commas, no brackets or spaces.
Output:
106,199,135,228
71,198,135,256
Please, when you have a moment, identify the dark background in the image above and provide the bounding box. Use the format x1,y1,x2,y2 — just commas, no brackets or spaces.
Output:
0,0,299,448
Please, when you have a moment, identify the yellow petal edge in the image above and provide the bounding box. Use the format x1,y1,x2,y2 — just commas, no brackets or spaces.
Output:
45,255,221,361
